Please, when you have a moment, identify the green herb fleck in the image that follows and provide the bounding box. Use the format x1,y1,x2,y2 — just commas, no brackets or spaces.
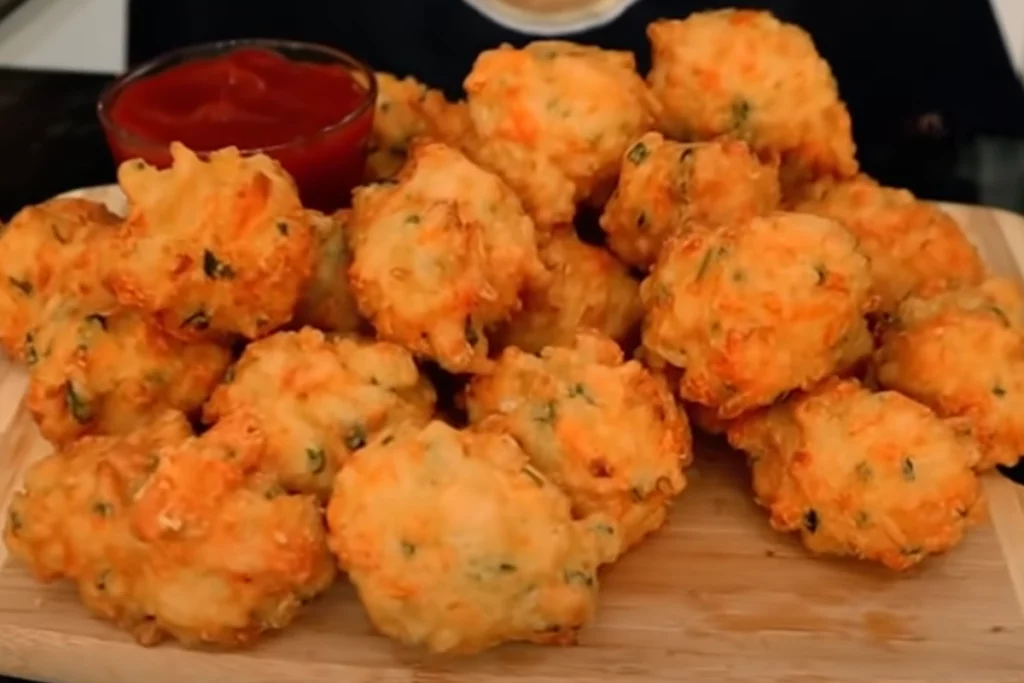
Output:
51,223,69,244
564,570,594,587
405,214,421,225
626,141,649,165
521,465,545,487
630,486,645,502
465,319,479,346
401,541,416,557
182,310,210,331
277,221,289,236
92,501,113,517
84,314,107,330
345,424,367,451
731,98,752,131
567,382,595,404
692,249,716,282
7,277,32,295
993,385,1007,398
381,434,395,446
498,562,517,573
854,511,871,528
901,457,916,482
263,484,284,500
379,101,392,114
24,333,38,366
65,382,93,424
592,522,616,536
203,250,235,279
533,401,557,425
306,447,327,474
987,305,1011,327
803,509,819,534
7,509,22,534
855,461,872,482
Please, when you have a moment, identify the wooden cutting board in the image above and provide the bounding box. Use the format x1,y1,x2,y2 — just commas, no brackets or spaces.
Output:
1,193,1024,683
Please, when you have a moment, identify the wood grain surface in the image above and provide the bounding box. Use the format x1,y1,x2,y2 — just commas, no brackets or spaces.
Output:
1,195,1023,683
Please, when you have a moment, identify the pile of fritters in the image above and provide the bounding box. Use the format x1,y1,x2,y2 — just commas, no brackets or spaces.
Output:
3,7,1021,656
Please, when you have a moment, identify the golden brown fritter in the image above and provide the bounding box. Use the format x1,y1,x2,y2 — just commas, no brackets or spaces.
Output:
647,10,857,186
4,412,336,647
24,301,230,447
466,332,690,554
107,143,315,340
0,197,120,360
326,419,617,654
203,327,436,497
875,278,1024,471
599,132,780,270
641,211,876,420
790,175,984,313
367,72,473,181
496,230,642,353
292,209,362,334
726,378,983,570
348,141,547,373
464,40,659,231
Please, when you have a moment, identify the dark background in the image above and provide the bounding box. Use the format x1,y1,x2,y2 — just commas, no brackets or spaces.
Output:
128,0,1024,206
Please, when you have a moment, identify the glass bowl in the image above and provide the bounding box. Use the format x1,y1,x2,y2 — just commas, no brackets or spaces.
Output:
97,38,377,211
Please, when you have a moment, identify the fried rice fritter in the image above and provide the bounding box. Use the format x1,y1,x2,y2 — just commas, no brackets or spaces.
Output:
292,209,362,334
875,278,1024,471
496,230,642,354
466,332,691,554
368,72,474,181
647,10,857,186
599,132,780,270
26,301,231,447
326,419,618,654
726,378,983,570
464,40,659,231
348,141,547,373
0,197,120,360
107,143,315,340
203,327,436,497
4,411,335,647
641,211,876,420
790,175,984,313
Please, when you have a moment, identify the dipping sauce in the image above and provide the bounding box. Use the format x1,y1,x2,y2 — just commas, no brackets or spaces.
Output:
100,43,376,211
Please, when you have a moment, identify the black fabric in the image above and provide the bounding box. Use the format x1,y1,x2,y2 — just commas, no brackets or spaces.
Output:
127,0,1024,203
129,0,1024,139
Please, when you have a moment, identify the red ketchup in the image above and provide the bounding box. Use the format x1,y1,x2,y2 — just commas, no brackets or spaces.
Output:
103,47,375,211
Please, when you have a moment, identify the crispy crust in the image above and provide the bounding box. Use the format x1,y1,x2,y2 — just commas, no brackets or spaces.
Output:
466,331,690,554
326,420,612,654
641,211,876,419
727,379,983,570
875,279,1024,470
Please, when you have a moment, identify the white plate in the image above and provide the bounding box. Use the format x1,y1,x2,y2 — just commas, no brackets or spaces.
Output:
460,0,642,35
